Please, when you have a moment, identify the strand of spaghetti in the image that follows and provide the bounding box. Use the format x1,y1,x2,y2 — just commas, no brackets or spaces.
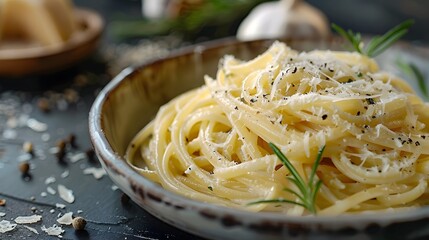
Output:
319,186,393,216
126,41,429,216
376,179,427,206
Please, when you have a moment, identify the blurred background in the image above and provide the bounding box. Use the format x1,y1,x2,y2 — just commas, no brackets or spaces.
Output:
74,0,429,44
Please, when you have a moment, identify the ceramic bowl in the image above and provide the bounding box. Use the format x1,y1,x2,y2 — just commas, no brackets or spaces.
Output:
89,38,429,240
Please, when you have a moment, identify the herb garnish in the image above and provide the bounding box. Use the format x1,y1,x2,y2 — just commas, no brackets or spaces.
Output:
396,59,428,101
249,143,325,214
332,19,414,57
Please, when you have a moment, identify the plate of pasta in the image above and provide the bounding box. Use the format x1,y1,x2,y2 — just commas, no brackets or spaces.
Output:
89,36,429,240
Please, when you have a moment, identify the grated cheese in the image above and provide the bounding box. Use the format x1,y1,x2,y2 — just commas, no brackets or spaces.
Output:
60,170,69,178
70,152,86,163
57,212,73,225
47,186,56,195
44,176,56,185
41,224,64,236
0,220,17,233
14,215,42,224
83,167,106,179
23,225,39,234
55,203,66,209
58,184,74,203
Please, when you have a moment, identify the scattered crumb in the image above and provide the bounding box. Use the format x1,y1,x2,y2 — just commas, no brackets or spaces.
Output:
50,209,55,214
60,170,69,178
41,133,50,142
77,210,83,214
23,225,39,234
2,129,17,139
55,203,66,209
0,212,5,217
57,212,73,225
45,176,56,185
41,192,47,197
41,224,64,236
111,185,119,191
47,186,56,195
58,184,74,203
17,153,32,162
26,118,48,132
70,152,86,163
83,167,106,179
14,215,42,224
48,147,59,154
0,220,17,233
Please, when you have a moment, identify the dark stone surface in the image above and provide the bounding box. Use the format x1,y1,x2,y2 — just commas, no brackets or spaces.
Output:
1,1,428,239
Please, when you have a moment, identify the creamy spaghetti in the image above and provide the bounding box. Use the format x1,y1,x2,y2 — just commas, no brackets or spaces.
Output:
126,42,429,216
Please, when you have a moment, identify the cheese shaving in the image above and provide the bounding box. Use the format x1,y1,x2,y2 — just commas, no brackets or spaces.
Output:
23,225,39,234
41,224,64,236
83,167,106,179
0,220,17,233
14,215,42,224
57,212,73,225
58,184,74,203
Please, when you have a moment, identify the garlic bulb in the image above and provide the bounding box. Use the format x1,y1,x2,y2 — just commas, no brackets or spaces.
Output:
236,0,330,41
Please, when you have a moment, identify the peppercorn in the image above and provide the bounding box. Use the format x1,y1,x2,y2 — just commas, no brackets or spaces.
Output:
121,193,130,205
37,97,51,113
56,150,66,163
23,142,34,155
72,217,87,230
56,139,67,162
57,140,66,151
19,162,30,174
68,134,77,148
85,148,95,162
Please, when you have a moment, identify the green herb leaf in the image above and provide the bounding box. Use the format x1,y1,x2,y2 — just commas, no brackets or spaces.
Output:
332,19,414,57
309,146,325,189
248,143,325,214
331,23,363,54
396,59,428,101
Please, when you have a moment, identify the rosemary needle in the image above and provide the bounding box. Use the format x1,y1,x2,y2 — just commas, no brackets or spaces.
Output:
249,143,325,215
332,19,414,58
396,59,428,101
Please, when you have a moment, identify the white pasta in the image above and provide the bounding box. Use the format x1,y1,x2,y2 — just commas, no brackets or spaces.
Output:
126,42,429,216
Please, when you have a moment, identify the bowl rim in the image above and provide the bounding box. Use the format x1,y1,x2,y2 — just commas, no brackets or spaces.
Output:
89,37,429,228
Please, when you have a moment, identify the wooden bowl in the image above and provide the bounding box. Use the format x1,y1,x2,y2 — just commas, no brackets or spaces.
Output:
0,8,103,77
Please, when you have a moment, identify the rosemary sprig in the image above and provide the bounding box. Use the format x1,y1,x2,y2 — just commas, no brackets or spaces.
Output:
249,143,325,214
396,59,428,101
332,19,414,57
